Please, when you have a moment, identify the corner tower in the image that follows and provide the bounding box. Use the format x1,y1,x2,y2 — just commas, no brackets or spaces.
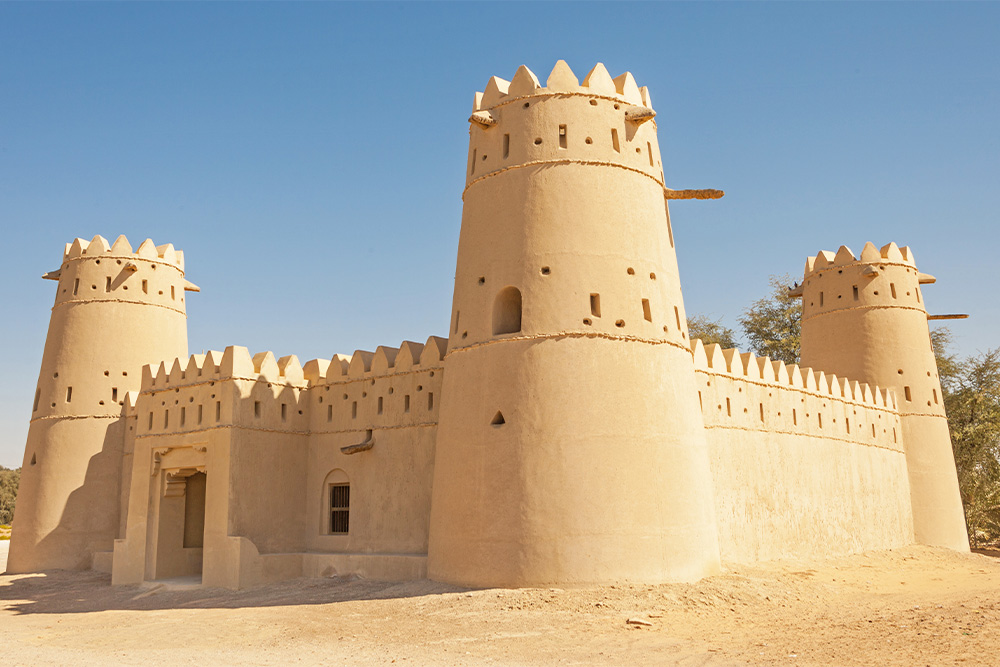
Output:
427,62,722,586
798,242,968,551
8,235,196,572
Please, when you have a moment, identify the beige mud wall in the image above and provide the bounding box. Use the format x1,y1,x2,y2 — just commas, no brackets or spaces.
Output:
692,341,914,563
302,338,445,581
10,235,192,573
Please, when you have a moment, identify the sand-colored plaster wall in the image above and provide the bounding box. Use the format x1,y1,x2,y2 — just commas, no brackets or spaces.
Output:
691,341,914,563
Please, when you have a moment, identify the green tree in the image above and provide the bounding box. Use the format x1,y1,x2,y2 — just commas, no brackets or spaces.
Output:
737,273,802,365
933,328,1000,547
687,314,739,349
0,466,20,526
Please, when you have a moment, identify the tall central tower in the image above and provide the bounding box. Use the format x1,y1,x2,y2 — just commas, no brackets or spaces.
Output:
427,62,721,587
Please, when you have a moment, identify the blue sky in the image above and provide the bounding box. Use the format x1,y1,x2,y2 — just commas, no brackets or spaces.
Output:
1,2,997,467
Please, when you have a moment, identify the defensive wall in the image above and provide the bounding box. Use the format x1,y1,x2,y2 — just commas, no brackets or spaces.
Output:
691,340,914,564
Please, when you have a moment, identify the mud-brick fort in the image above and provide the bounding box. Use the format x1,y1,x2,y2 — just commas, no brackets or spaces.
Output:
9,61,969,589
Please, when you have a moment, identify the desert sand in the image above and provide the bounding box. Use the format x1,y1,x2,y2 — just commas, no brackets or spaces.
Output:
2,540,998,666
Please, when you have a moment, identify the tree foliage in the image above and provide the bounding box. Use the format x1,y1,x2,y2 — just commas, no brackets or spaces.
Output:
0,466,19,526
933,328,1000,547
687,314,740,349
737,274,802,365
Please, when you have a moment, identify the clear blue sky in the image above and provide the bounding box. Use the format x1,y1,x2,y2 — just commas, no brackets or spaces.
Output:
1,2,997,467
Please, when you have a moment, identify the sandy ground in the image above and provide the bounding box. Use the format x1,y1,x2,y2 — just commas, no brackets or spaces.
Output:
3,541,999,666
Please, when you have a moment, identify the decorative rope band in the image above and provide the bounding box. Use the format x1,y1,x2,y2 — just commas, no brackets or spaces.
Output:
463,158,664,197
802,303,928,323
446,330,692,357
54,298,187,316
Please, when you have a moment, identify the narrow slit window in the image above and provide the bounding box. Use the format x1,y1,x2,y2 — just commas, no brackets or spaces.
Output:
171,285,175,300
352,401,358,419
904,386,912,402
890,283,897,299
164,409,169,428
180,407,186,426
327,404,333,422
893,428,897,443
66,386,73,403
112,387,118,402
590,293,601,317
470,148,477,175
73,278,80,296
148,412,153,430
818,413,823,428
215,401,221,421
793,409,797,426
198,404,203,425
454,310,460,334
853,285,859,300
872,424,876,437
142,279,148,294
611,128,620,152
404,395,410,413
377,397,383,415
698,391,703,412
674,306,681,331
846,419,851,434
647,141,654,166
666,209,674,248
330,484,350,534
759,403,764,422
281,403,287,421
503,133,510,159
428,392,434,410
726,397,731,417
33,388,40,412
106,276,112,292
933,388,938,404
820,292,824,306
558,124,567,149
641,299,652,322
916,287,921,303
254,401,261,418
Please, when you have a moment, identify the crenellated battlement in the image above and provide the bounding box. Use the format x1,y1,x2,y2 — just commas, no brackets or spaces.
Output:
142,346,309,392
802,241,917,280
691,339,896,411
472,61,653,112
465,61,663,191
317,335,448,385
62,235,187,272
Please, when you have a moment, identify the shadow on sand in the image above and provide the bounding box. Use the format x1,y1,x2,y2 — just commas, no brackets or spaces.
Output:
0,566,467,616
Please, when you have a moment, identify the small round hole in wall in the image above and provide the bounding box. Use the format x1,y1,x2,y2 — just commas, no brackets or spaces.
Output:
482,154,487,160
92,284,97,289
534,138,542,145
370,378,375,386
189,396,194,402
123,285,128,290
104,370,109,376
343,394,348,400
362,391,367,398
388,388,394,394
523,102,530,108
615,320,625,328
614,104,620,110
635,147,641,154
417,385,423,391
583,318,592,325
627,267,635,275
540,266,550,275
95,259,101,265
589,99,598,106
898,369,904,374
117,259,122,265
585,137,593,144
430,371,435,377
461,331,468,339
873,291,879,295
123,371,127,376
478,276,485,285
663,326,668,333
50,402,55,408
649,272,656,280
99,400,105,405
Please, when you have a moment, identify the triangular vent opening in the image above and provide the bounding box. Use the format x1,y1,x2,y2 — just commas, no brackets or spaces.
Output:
491,411,506,426
30,452,37,465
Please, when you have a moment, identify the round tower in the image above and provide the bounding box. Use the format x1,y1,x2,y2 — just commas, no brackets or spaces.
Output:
426,61,722,587
8,235,194,572
798,241,968,551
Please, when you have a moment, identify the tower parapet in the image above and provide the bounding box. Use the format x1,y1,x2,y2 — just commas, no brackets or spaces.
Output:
797,242,968,551
8,235,195,573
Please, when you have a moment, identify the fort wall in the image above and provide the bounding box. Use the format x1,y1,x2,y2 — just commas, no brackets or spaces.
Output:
691,340,915,563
